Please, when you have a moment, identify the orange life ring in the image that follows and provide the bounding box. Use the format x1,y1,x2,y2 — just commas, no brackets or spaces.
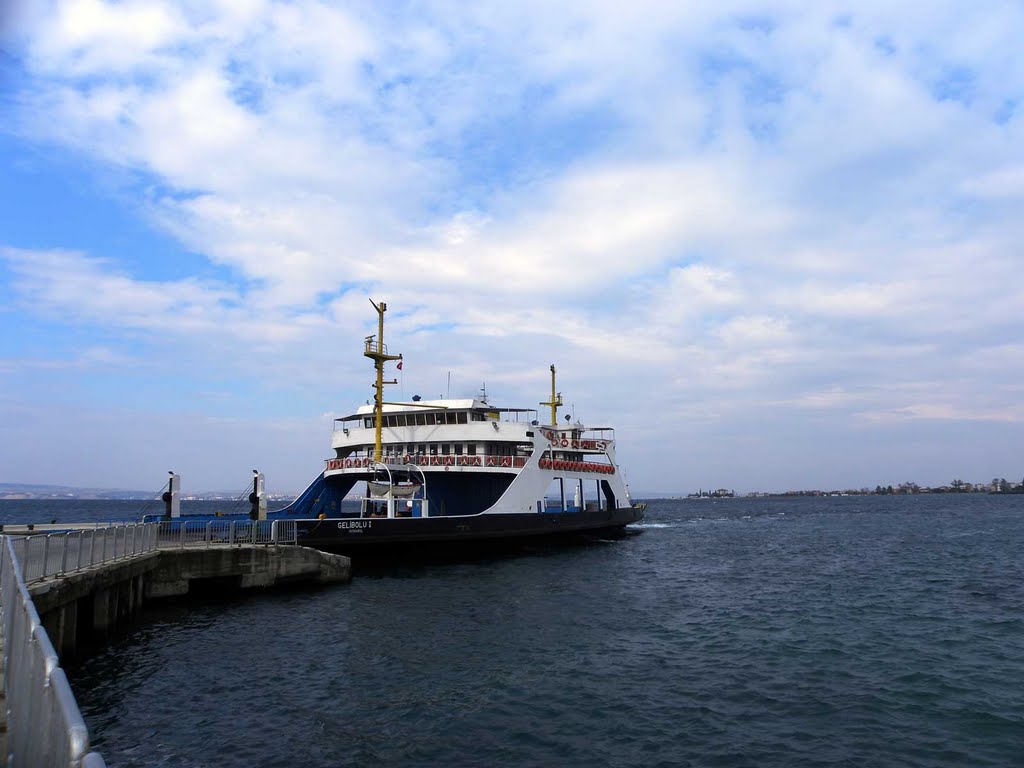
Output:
560,439,568,447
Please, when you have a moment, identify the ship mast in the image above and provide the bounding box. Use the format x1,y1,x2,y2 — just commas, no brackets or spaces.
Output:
539,363,563,426
364,299,402,463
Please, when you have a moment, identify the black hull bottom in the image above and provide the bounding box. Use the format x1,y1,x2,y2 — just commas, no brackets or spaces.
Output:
295,506,644,557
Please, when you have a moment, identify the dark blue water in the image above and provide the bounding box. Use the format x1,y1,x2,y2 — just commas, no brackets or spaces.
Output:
7,496,1024,766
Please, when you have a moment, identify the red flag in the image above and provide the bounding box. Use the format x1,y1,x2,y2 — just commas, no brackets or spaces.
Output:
397,361,403,370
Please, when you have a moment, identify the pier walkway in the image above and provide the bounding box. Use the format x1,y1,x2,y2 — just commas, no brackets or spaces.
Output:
0,520,350,767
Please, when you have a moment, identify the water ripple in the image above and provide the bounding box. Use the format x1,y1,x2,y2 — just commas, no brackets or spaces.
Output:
49,495,1024,767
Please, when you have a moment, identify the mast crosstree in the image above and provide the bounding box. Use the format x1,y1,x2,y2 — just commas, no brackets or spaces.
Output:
539,364,563,426
364,299,403,463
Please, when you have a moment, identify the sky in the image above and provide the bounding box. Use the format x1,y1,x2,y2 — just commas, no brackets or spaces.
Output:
1,0,1023,495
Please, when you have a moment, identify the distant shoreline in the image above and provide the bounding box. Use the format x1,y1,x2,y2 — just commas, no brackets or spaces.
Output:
3,480,1021,502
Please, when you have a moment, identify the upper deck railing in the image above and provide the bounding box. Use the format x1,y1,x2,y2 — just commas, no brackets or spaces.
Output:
327,454,529,471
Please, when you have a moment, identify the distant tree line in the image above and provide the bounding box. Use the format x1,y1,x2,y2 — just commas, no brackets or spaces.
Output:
748,477,1024,497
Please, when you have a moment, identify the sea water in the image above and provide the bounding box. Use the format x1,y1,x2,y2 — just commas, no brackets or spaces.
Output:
4,495,1023,767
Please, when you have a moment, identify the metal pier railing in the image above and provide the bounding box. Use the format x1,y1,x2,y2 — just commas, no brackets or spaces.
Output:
9,520,298,585
1,536,105,768
0,517,299,766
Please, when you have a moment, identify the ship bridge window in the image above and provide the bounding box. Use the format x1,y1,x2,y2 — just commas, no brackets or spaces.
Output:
457,412,468,424
454,443,463,455
445,412,457,425
425,413,437,425
471,413,484,422
415,413,426,426
441,443,450,455
364,418,373,428
467,443,477,455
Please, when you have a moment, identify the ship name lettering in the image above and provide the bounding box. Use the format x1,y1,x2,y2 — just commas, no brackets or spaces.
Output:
337,521,372,530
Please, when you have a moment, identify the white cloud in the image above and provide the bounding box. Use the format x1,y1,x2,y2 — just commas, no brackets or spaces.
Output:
3,0,1024,490
30,0,186,74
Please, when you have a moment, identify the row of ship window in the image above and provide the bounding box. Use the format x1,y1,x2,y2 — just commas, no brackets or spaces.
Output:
362,411,486,429
344,442,529,458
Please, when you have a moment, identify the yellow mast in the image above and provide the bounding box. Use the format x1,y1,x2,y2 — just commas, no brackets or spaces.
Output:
364,299,402,463
539,363,563,426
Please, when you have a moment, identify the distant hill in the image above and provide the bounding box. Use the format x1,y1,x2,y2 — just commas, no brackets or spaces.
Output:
0,482,295,501
0,482,159,500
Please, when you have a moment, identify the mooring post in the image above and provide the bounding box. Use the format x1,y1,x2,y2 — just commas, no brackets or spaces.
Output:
163,472,181,519
249,470,267,521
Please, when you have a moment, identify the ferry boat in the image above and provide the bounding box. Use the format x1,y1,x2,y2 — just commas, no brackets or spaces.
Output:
276,300,645,551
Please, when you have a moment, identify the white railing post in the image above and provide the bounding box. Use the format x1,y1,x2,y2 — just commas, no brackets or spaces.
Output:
229,522,235,546
60,532,70,575
41,534,51,579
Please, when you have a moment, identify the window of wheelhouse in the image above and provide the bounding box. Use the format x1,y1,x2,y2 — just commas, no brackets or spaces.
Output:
457,412,468,424
467,443,477,455
440,443,450,455
416,413,426,426
454,443,463,455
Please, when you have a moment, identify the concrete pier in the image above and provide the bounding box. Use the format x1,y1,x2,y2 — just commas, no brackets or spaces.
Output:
27,546,350,659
